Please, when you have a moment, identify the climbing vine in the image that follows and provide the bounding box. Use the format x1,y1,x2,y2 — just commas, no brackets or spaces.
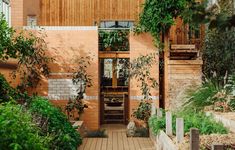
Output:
135,0,201,45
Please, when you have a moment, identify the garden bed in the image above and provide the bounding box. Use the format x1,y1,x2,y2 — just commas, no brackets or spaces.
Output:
206,111,235,133
149,109,234,150
151,129,235,150
177,133,235,149
212,111,235,121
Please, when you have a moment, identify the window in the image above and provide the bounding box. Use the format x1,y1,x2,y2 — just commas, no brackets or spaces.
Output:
100,58,129,87
27,15,37,27
0,0,10,25
100,21,134,28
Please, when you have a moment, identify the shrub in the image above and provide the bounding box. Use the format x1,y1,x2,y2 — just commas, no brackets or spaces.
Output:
184,80,221,111
132,101,151,123
149,113,167,135
134,127,149,137
149,110,228,135
29,97,82,150
85,129,108,138
0,74,16,103
176,111,228,135
203,30,235,81
228,99,235,111
0,103,51,150
0,74,30,104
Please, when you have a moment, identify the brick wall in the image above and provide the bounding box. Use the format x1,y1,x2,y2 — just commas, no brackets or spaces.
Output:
23,27,100,130
48,79,77,100
129,33,159,118
165,60,203,110
11,0,24,27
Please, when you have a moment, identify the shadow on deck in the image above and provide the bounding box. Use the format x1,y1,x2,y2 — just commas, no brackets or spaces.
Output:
78,124,155,150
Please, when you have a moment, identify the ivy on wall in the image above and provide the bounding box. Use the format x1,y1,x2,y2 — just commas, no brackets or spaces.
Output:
135,0,205,46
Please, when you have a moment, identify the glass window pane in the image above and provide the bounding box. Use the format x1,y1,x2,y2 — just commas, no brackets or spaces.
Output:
117,59,129,86
101,59,113,86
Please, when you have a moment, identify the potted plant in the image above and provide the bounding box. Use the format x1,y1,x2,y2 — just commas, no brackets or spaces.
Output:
129,53,158,136
99,31,111,51
66,97,88,121
99,30,129,51
132,100,151,127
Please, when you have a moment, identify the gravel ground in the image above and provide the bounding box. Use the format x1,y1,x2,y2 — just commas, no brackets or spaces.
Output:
172,133,235,150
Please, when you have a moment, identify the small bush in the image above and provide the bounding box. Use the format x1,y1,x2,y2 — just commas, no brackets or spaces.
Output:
228,99,235,111
185,80,221,111
0,74,30,104
176,111,228,135
85,129,108,138
132,101,151,123
0,74,16,103
149,114,167,135
149,110,228,135
0,103,51,150
29,97,82,150
134,127,149,137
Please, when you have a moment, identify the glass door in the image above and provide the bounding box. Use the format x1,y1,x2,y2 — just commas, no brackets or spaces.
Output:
100,58,129,124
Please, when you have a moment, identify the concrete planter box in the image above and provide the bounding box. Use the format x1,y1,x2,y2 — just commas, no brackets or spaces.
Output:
206,112,235,133
150,130,178,150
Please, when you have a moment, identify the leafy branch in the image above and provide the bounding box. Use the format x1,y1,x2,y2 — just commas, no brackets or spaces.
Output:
0,15,53,91
66,55,93,120
129,53,158,123
135,0,196,45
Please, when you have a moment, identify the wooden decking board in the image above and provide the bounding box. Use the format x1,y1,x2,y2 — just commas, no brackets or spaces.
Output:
79,138,87,150
128,137,136,150
82,136,92,150
96,138,103,150
122,132,130,150
107,129,113,150
112,132,118,150
118,132,124,150
101,138,108,150
78,124,155,150
89,138,98,150
133,138,141,149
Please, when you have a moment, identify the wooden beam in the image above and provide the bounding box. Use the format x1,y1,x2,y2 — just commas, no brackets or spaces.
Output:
171,44,196,50
168,60,203,65
0,61,18,70
112,58,117,87
99,52,129,58
164,31,170,109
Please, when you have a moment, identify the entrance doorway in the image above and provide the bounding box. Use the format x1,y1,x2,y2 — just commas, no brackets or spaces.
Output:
99,58,129,124
98,23,131,125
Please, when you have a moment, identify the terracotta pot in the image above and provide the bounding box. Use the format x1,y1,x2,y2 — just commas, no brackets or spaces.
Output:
105,47,111,51
133,118,146,128
78,113,84,120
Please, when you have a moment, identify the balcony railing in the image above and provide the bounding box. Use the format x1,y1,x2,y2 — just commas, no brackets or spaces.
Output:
169,24,203,60
98,28,130,52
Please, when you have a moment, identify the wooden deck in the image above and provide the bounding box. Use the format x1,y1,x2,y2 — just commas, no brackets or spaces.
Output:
78,124,155,150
